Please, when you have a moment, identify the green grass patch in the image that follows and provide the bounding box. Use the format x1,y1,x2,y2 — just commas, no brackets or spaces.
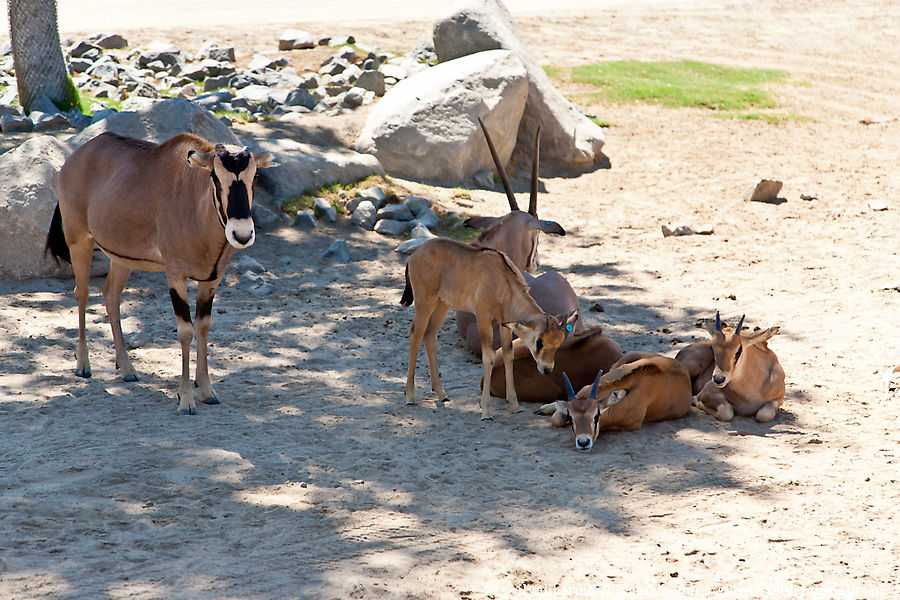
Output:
715,111,813,124
280,175,398,217
548,60,789,112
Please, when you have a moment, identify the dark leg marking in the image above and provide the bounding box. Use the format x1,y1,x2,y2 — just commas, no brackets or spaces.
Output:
169,288,192,324
196,294,214,321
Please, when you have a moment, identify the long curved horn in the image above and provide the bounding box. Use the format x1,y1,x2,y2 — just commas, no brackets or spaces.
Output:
589,369,603,399
715,310,722,332
528,125,541,217
477,116,518,212
562,372,576,400
735,314,745,333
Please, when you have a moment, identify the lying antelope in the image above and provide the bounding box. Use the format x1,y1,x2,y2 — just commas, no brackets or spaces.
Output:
45,132,273,415
537,352,693,451
484,326,622,403
401,237,577,420
456,117,583,355
680,312,785,422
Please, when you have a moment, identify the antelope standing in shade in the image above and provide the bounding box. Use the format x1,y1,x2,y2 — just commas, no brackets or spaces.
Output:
679,312,785,422
45,132,273,415
538,352,693,451
401,237,577,421
456,117,583,354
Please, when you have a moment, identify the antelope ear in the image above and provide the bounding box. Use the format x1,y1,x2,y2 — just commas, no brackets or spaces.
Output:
557,310,578,333
187,150,214,170
554,400,569,415
254,151,276,168
745,326,780,346
534,219,565,236
501,320,529,335
465,216,500,230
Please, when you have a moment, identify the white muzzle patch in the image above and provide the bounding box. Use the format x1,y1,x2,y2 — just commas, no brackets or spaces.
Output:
226,218,255,248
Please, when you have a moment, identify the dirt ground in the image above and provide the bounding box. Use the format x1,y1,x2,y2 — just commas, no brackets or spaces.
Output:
3,1,900,598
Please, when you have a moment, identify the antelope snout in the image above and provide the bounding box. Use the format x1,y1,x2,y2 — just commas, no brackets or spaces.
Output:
226,218,256,248
575,435,593,451
536,360,553,375
712,371,728,387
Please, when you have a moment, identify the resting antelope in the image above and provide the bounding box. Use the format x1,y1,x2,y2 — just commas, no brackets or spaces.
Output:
484,326,622,403
45,132,273,415
456,117,583,354
537,352,693,451
401,237,577,420
680,312,785,423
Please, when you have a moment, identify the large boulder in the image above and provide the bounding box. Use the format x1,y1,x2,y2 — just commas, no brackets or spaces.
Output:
0,137,75,278
433,0,607,171
242,137,383,200
69,98,239,145
357,49,527,182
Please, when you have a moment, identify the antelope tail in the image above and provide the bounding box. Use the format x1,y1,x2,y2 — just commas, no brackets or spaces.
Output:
400,262,414,307
44,204,71,265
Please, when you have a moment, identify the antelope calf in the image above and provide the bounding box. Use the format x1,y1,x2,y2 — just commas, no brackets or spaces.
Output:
484,326,622,403
537,352,693,451
46,132,273,415
401,237,577,420
456,117,583,354
683,312,785,423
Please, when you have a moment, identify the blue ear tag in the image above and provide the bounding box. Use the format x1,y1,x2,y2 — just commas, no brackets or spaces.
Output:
565,324,573,332
545,221,553,225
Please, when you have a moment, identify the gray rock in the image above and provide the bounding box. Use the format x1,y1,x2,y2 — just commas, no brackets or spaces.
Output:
377,203,413,221
352,186,388,210
297,73,320,89
743,179,784,203
1,114,33,133
285,88,316,109
238,270,272,294
343,87,366,108
395,237,431,254
68,40,103,58
0,136,78,279
411,39,438,63
69,57,93,73
28,94,62,115
404,195,432,216
350,200,377,230
320,58,350,77
409,208,439,230
473,169,494,189
355,70,385,96
321,239,352,263
194,89,234,109
252,201,290,230
70,97,240,145
248,53,287,72
0,104,23,118
196,42,235,62
90,33,128,50
279,29,316,51
236,84,273,105
409,222,437,240
132,82,159,98
243,137,383,201
234,254,267,273
294,209,317,227
137,43,184,69
374,218,409,236
433,0,607,170
332,64,362,86
378,63,408,80
313,197,338,222
203,75,233,91
32,112,70,131
87,61,120,84
357,49,527,182
324,36,356,47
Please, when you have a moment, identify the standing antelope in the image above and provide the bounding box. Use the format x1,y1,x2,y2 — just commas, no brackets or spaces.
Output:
681,312,785,423
45,132,273,415
537,352,693,451
401,237,577,420
456,117,583,354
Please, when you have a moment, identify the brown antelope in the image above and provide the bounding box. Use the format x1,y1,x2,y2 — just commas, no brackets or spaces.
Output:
456,117,583,355
45,132,273,415
683,312,785,423
484,326,623,403
537,351,693,451
400,237,577,420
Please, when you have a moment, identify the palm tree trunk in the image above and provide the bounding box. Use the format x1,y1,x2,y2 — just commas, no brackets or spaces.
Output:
7,0,76,113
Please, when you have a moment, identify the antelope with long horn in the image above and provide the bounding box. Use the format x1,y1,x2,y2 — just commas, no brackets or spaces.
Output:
400,237,578,421
457,117,584,354
685,312,785,422
45,132,274,415
537,352,693,451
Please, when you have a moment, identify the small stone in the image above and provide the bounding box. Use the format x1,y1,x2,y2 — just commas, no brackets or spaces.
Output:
285,88,316,109
350,201,377,230
32,112,69,132
743,179,784,204
409,208,439,230
868,199,889,211
234,255,267,273
294,209,317,228
473,170,494,189
279,29,316,51
374,219,409,236
354,186,387,210
395,237,430,254
377,203,413,221
238,270,264,291
409,223,437,240
92,33,128,50
404,195,432,216
321,239,352,263
343,87,366,108
313,197,338,222
1,114,33,133
661,224,696,237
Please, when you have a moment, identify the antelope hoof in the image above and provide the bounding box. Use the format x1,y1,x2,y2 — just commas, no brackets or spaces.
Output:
123,374,139,383
202,397,220,405
480,415,494,422
177,408,197,416
75,368,92,378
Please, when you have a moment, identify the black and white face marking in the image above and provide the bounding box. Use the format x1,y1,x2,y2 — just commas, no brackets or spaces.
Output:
214,147,256,248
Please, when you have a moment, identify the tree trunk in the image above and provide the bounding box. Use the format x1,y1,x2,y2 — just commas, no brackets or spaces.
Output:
7,0,76,113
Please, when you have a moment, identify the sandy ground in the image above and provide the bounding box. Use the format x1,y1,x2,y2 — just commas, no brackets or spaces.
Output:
3,0,900,598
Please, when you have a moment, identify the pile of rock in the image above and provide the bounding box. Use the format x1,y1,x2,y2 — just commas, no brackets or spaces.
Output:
343,186,441,235
0,30,433,134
